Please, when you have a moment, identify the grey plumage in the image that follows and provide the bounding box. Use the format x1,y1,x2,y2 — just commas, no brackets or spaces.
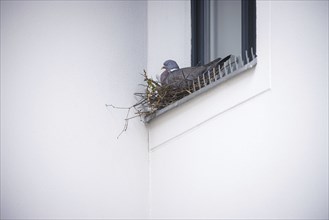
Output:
160,55,232,88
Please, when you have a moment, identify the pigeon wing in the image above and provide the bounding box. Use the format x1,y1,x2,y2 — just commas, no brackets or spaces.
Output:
167,66,207,88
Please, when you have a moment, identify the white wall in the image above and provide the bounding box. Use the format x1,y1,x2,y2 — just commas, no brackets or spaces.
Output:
149,1,328,219
1,1,148,219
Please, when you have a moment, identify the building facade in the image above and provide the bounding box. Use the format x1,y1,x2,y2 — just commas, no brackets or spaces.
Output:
1,1,328,219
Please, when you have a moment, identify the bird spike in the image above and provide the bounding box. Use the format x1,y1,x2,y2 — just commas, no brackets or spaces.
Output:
218,66,223,78
208,70,212,84
239,55,243,67
202,73,206,87
197,76,201,89
245,50,249,63
229,58,233,73
251,47,255,60
224,62,228,76
234,56,238,70
213,67,217,81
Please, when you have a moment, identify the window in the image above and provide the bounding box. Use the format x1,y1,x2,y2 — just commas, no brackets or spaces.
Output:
191,0,256,66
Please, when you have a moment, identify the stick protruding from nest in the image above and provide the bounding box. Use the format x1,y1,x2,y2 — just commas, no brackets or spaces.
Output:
107,70,192,138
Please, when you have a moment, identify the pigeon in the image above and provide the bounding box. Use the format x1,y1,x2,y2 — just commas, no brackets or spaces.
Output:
159,55,232,88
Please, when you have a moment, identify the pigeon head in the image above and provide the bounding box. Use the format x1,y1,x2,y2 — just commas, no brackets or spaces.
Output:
162,60,179,72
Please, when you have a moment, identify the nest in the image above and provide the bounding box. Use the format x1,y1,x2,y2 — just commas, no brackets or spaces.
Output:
134,70,193,117
134,62,229,117
107,70,200,138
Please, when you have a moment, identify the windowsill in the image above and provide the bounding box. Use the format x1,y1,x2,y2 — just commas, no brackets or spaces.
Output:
145,56,258,123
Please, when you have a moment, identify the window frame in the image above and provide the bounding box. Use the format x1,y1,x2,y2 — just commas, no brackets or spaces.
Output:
191,0,256,66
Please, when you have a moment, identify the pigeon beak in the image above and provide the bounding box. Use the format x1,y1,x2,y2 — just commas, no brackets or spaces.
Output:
161,66,166,70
